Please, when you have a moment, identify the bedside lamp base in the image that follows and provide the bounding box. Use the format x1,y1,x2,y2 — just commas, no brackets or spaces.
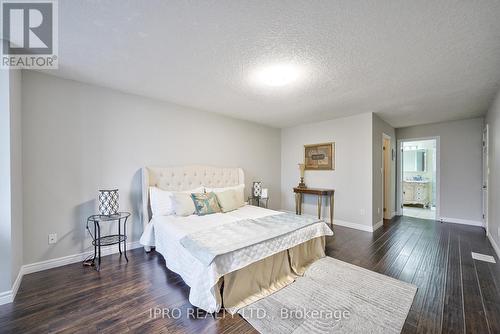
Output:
298,177,307,189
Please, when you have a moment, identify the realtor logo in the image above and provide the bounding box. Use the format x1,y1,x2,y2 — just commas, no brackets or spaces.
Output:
1,0,58,69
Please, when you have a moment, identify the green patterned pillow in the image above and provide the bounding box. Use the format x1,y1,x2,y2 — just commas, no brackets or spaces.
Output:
191,192,221,216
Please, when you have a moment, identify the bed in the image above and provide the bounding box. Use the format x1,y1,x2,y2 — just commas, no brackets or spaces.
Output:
139,165,333,313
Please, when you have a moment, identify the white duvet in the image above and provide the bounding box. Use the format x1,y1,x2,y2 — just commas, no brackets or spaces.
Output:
139,205,333,312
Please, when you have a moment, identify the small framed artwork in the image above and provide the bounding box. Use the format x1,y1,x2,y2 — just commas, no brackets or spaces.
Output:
304,142,335,170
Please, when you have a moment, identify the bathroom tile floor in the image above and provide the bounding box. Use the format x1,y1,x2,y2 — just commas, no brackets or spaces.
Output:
403,206,436,220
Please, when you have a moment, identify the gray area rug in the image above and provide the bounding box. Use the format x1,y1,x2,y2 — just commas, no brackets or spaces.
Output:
239,256,417,333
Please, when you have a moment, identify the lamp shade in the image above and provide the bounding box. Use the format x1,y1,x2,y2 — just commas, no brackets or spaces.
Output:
252,182,262,198
98,189,119,215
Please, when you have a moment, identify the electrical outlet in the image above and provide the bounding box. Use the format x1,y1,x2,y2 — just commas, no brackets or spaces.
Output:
48,233,57,244
377,208,381,214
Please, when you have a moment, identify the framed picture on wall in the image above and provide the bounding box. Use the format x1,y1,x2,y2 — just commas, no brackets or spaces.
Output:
304,142,335,170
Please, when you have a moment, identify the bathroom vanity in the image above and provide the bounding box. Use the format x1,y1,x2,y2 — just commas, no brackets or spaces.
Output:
403,180,431,207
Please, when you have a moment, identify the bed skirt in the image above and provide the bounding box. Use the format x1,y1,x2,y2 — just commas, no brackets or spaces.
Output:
222,236,326,314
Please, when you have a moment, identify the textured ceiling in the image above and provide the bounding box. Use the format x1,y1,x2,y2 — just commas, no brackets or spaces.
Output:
42,0,500,128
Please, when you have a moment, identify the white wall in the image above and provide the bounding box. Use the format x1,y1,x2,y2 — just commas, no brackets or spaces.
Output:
9,70,22,285
372,114,396,223
396,118,484,224
486,90,500,253
22,71,281,264
0,70,13,292
281,113,373,230
0,69,23,293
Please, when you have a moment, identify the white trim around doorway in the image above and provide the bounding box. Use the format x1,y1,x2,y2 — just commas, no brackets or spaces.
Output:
397,136,440,219
482,124,489,235
382,133,392,220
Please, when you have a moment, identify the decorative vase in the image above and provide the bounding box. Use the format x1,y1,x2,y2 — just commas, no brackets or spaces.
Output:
98,189,119,216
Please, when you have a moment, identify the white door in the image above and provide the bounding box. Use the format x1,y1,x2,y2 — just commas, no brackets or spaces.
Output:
482,125,489,233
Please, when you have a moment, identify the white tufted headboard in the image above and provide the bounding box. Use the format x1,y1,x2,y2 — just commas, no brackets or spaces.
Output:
141,165,244,229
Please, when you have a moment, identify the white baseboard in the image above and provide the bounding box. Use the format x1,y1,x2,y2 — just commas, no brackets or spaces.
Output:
0,291,11,305
11,267,23,300
0,240,142,305
439,217,484,228
391,211,398,218
487,233,500,260
0,266,24,305
334,219,377,232
23,241,142,274
22,240,142,275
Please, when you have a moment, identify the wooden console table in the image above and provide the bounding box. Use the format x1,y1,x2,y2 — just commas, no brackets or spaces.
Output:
293,187,335,227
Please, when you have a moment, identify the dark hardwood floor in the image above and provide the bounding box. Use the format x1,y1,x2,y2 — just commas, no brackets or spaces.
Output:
1,216,500,333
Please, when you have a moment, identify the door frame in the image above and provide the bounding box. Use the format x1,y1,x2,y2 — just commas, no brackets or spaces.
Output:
397,136,440,219
483,124,489,234
382,133,392,219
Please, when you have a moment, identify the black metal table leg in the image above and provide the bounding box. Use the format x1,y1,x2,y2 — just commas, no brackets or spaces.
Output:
97,222,101,271
118,218,122,255
123,216,129,262
92,220,97,264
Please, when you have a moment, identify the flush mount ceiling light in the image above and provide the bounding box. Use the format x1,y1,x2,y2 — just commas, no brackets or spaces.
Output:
251,63,302,87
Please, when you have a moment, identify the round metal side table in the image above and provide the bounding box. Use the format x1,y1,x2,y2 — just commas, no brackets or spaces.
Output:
248,196,269,208
86,212,130,271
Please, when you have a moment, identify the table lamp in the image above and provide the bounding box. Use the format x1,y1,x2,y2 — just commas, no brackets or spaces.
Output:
98,189,119,216
298,163,306,188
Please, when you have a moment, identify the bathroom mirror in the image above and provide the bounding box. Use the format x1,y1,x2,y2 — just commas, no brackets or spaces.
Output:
403,149,426,172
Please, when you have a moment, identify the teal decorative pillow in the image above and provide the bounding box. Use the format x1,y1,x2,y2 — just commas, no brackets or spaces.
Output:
191,192,221,216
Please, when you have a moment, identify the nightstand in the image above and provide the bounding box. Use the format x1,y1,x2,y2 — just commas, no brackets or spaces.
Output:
86,212,130,271
247,196,269,208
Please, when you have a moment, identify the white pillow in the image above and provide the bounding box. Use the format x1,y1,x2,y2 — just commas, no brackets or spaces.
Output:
205,184,245,205
149,187,174,217
215,189,244,212
172,192,197,216
149,186,204,217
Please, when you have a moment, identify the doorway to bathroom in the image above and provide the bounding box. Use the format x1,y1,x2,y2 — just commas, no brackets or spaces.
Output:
400,138,438,220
